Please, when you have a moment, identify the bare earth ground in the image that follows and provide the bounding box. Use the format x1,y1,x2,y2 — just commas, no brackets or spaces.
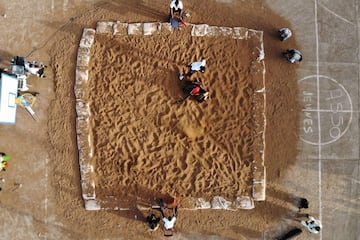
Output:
0,1,306,239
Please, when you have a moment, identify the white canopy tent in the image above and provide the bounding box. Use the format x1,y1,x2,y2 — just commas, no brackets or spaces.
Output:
0,73,18,124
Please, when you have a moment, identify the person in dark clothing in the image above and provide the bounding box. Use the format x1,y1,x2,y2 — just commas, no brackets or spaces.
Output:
297,197,309,212
283,48,302,63
146,213,161,231
181,79,209,103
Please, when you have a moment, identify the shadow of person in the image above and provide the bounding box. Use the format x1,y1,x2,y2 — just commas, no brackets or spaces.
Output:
267,186,309,212
38,19,84,39
231,225,263,239
99,0,168,22
0,49,14,66
274,227,303,240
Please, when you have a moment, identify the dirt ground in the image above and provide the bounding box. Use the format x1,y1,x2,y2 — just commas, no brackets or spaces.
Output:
0,0,303,239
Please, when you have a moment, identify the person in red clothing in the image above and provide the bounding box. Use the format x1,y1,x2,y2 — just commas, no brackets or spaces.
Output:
181,79,209,103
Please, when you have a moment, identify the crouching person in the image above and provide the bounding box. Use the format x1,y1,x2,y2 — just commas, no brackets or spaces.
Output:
25,61,47,78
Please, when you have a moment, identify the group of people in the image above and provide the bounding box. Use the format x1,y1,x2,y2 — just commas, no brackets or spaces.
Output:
145,1,309,237
0,152,9,192
178,59,209,103
278,28,303,63
0,152,9,172
296,198,322,235
169,1,303,64
276,198,321,239
146,197,322,236
146,198,178,234
11,56,47,78
169,0,188,29
1,56,46,93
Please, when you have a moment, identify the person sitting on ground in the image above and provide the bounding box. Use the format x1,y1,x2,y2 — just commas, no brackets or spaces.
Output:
169,0,184,20
283,48,302,63
301,215,322,234
179,59,206,80
146,213,161,231
159,199,178,231
279,27,292,41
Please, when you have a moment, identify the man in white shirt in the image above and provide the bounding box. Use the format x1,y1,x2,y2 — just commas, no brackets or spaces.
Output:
279,27,292,41
163,215,176,230
160,199,178,231
169,0,184,19
24,61,46,78
179,59,206,80
301,215,322,234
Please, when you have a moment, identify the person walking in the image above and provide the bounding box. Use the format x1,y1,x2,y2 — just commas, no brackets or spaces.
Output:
279,27,292,41
179,59,206,80
301,215,322,234
283,49,302,63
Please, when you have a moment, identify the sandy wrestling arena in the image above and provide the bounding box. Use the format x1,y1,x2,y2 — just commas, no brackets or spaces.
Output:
77,22,266,208
0,1,310,239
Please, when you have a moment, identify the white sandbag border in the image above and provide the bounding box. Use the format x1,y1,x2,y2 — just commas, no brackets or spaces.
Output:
76,21,266,210
95,21,251,40
191,24,250,39
252,31,266,201
97,21,173,35
75,28,100,210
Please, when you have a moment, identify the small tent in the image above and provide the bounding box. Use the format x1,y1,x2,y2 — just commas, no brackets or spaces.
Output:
0,73,18,124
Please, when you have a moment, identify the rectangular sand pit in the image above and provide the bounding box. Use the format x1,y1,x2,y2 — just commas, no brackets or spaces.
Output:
75,23,266,210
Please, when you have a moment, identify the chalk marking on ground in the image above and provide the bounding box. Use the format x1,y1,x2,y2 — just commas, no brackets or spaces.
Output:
302,109,357,113
300,74,353,146
319,61,358,66
356,0,360,198
304,61,358,66
314,1,323,239
44,157,48,240
318,2,355,25
63,0,68,12
344,176,360,184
